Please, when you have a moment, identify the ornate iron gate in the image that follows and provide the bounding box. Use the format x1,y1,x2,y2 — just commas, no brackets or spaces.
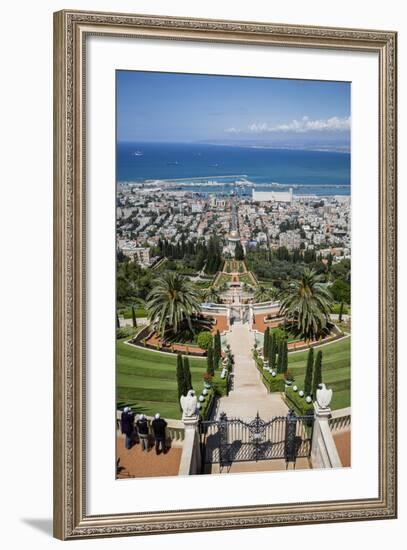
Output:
200,411,313,468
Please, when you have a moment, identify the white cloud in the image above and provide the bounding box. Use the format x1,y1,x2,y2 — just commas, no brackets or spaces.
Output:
226,116,350,134
225,127,242,134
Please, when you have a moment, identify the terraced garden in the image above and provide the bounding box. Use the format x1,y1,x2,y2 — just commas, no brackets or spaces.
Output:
116,339,207,419
287,336,351,410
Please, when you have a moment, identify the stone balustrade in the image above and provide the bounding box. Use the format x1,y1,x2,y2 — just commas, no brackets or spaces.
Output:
329,407,351,432
311,403,343,469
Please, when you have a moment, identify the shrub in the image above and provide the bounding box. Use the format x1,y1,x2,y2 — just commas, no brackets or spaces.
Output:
212,371,229,396
199,388,215,420
254,353,285,392
272,327,287,343
285,386,314,415
263,373,286,392
197,331,213,350
284,369,294,382
116,326,137,339
203,372,213,385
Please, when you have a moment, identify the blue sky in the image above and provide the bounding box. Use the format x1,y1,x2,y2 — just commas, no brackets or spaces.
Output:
117,71,350,149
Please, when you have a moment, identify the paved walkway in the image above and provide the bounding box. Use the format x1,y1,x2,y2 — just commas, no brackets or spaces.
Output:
214,321,288,420
116,436,181,479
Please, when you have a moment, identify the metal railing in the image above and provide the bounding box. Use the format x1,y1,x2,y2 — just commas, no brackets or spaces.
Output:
200,412,313,466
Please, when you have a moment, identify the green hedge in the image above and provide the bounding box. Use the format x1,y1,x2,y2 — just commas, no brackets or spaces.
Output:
197,370,229,419
116,326,138,339
285,386,314,415
199,388,215,420
253,352,285,392
263,373,286,392
212,371,229,397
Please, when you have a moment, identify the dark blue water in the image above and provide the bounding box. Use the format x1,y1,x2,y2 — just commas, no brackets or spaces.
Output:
117,142,350,196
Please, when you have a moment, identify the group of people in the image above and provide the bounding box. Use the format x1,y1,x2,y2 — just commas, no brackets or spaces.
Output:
120,407,168,454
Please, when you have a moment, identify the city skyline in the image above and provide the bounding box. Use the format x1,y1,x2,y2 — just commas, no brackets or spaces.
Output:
117,71,350,151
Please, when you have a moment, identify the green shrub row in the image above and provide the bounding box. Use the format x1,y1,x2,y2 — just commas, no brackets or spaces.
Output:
285,386,314,415
253,351,286,392
212,371,229,397
116,326,138,339
263,373,286,392
198,388,215,420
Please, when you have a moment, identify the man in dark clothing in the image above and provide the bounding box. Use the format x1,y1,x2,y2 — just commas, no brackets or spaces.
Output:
136,414,150,452
120,407,135,449
151,413,167,454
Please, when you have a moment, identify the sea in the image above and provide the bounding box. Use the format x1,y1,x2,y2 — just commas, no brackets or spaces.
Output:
117,142,350,196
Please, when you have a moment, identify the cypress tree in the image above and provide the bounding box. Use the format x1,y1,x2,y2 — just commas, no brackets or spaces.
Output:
304,347,314,396
206,344,215,376
183,356,192,393
276,340,284,374
131,305,137,328
312,350,323,399
269,332,277,370
282,340,288,374
263,328,270,360
214,330,221,369
176,353,186,404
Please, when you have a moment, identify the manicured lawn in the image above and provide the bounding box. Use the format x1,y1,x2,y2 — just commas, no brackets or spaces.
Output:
287,337,351,410
116,339,207,419
119,307,147,319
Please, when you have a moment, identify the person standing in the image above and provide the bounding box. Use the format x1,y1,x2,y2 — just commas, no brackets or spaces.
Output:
120,406,135,450
136,414,149,452
151,413,167,454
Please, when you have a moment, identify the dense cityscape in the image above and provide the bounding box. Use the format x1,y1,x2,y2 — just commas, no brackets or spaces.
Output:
116,182,350,274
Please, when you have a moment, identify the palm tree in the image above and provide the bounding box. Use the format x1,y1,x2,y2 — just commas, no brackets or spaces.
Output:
146,272,202,336
279,268,333,341
254,285,278,303
201,286,221,304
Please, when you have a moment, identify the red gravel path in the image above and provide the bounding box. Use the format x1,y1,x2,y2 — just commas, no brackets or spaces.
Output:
333,430,351,467
116,436,182,479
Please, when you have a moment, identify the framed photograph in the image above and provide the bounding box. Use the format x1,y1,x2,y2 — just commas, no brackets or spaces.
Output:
53,10,397,540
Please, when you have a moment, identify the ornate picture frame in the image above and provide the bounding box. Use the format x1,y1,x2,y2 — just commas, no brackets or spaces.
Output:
53,9,397,540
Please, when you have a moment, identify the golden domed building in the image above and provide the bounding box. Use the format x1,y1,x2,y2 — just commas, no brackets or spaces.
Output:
228,230,241,256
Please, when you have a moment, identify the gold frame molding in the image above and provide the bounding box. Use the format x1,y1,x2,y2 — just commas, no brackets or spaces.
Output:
53,9,397,540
